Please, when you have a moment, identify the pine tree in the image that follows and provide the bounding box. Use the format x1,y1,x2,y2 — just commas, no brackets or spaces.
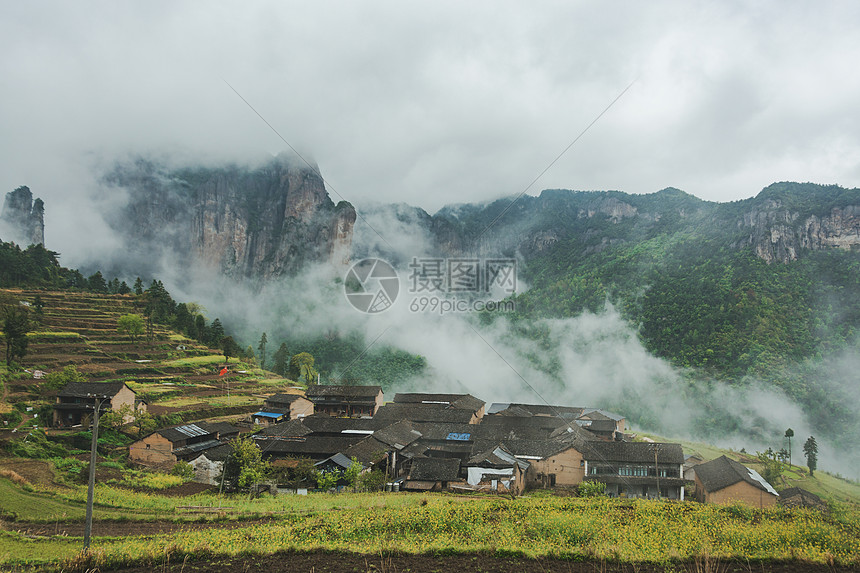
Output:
257,332,268,369
803,436,818,476
271,343,290,376
785,428,794,467
209,318,225,346
133,277,144,295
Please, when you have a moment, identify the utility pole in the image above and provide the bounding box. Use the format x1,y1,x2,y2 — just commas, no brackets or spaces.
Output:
651,443,662,499
84,394,109,553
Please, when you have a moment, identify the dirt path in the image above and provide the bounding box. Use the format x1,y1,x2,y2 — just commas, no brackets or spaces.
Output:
7,518,272,538
98,551,860,573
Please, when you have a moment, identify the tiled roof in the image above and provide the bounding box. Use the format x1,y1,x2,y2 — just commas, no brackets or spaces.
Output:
342,437,390,465
196,421,239,437
315,452,355,470
300,414,387,434
192,442,232,462
487,403,584,418
577,419,618,433
580,409,625,422
374,403,476,424
411,422,476,441
372,420,422,449
580,442,684,465
58,381,130,398
467,445,529,470
409,457,462,481
306,385,382,398
158,424,217,443
174,439,222,457
394,393,485,413
257,419,312,438
695,455,779,496
266,393,309,405
256,435,365,458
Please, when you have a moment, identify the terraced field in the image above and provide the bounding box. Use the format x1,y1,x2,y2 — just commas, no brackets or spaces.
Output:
0,289,295,430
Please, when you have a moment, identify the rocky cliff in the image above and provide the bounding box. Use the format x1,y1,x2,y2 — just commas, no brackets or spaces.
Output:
105,155,356,280
389,183,860,265
734,192,860,263
0,186,45,246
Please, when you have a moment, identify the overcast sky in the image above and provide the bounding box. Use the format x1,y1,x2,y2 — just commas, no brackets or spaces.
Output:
3,1,860,251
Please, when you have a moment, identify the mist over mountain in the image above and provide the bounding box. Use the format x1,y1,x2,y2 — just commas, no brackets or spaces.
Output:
0,185,44,247
96,154,356,282
7,158,860,477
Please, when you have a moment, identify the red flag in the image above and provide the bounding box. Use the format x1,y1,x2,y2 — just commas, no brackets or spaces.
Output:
219,367,228,377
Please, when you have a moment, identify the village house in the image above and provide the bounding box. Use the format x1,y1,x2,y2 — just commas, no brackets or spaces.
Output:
393,393,486,420
253,418,370,461
306,385,383,417
694,455,779,508
578,409,627,433
128,422,232,468
581,441,686,499
462,445,530,495
404,457,465,491
374,403,479,424
53,381,140,427
188,443,232,485
486,403,626,440
251,393,314,426
469,416,596,488
487,402,584,419
341,420,423,480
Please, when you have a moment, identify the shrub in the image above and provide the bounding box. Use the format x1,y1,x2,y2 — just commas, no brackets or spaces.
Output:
6,429,67,458
578,480,607,497
171,461,195,481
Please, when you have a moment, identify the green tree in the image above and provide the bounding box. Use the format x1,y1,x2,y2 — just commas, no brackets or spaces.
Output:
289,352,318,384
271,343,290,376
314,468,341,491
134,409,157,439
222,437,269,490
32,294,44,316
133,277,144,295
578,481,607,497
208,318,225,347
803,436,818,476
756,450,784,486
87,271,108,293
1,299,30,367
356,468,386,492
343,457,363,491
43,365,87,390
257,332,268,370
117,313,145,343
785,428,794,467
221,335,240,362
171,461,195,481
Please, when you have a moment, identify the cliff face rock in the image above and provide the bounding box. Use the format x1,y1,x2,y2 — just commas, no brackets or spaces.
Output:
578,197,638,222
106,155,356,279
1,186,44,246
736,198,860,263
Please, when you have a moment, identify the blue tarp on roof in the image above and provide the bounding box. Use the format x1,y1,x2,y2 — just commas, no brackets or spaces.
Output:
253,412,284,418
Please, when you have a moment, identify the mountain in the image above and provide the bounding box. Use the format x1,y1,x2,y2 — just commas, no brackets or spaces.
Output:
406,183,860,361
0,185,45,247
102,155,356,280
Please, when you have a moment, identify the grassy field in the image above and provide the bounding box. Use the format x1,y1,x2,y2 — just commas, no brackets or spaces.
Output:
1,487,858,570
